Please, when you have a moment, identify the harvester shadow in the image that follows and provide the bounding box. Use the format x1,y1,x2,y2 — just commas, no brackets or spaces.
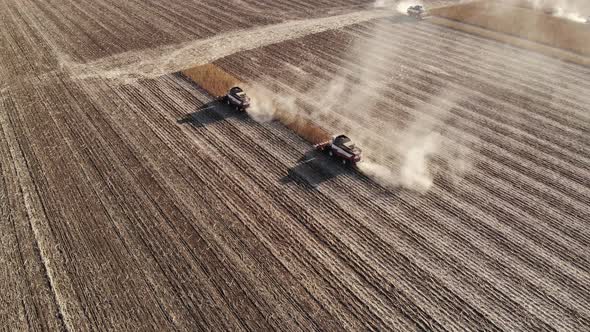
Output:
177,100,247,127
280,150,356,190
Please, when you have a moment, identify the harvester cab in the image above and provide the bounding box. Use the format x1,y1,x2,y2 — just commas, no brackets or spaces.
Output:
407,5,427,20
223,86,251,111
314,134,362,165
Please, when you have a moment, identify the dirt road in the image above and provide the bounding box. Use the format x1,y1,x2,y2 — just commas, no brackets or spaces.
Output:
1,0,588,330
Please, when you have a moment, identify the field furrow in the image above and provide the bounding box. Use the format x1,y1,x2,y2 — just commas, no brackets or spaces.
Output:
2,0,588,330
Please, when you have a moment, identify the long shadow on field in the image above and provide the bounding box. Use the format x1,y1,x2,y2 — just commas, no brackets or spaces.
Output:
281,149,356,189
177,101,247,127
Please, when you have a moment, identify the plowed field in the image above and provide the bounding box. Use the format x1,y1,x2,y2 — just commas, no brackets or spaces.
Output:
1,0,589,331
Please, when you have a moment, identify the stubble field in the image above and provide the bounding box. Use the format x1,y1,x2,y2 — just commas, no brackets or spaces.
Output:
1,0,589,331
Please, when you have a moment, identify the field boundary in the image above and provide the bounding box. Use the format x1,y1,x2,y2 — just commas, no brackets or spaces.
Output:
429,1,590,67
428,17,590,67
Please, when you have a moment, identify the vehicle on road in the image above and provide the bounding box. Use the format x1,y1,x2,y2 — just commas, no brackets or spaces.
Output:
222,86,250,111
407,5,426,20
314,134,362,165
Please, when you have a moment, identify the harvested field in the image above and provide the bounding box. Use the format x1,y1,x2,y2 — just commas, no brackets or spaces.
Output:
1,0,589,331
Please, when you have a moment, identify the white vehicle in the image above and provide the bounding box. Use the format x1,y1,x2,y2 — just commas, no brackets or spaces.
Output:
314,134,362,165
407,5,427,20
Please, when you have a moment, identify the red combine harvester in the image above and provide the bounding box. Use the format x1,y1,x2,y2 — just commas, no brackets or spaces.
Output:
314,134,362,165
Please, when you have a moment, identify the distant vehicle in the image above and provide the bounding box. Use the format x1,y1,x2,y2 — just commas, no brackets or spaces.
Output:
407,5,426,20
222,86,250,111
314,134,362,165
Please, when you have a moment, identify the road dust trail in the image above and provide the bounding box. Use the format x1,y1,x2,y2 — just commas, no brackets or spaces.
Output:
62,9,394,82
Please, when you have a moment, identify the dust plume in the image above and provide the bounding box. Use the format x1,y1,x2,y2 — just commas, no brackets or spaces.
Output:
243,83,280,123
352,88,465,194
259,1,472,193
396,1,423,14
182,0,476,194
553,6,587,23
243,78,332,143
297,2,469,193
521,0,589,22
357,133,440,194
372,0,425,15
356,161,399,186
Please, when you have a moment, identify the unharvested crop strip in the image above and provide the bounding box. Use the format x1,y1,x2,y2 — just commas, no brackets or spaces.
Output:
181,64,331,144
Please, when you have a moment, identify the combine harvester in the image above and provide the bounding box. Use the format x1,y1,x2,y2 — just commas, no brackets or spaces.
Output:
407,5,429,20
314,134,362,166
221,86,251,111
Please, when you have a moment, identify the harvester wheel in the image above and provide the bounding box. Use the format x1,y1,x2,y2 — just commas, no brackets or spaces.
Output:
342,159,347,165
328,150,333,157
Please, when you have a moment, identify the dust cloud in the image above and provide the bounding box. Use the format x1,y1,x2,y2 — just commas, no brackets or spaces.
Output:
242,0,473,193
553,6,587,23
243,83,279,123
242,81,301,123
523,0,589,22
305,1,471,194
396,1,423,15
373,0,423,14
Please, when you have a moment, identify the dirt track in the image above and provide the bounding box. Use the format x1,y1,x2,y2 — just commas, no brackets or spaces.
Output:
1,0,589,331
